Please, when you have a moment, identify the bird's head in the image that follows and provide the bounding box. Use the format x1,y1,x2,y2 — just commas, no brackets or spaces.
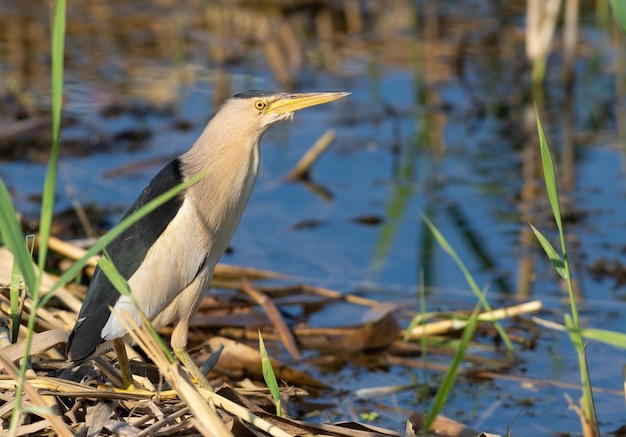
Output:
225,90,350,131
195,90,349,158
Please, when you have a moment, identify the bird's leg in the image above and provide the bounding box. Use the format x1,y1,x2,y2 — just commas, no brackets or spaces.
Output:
171,321,213,391
114,338,138,391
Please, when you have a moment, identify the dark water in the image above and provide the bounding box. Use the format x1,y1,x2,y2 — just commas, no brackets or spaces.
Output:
1,0,626,434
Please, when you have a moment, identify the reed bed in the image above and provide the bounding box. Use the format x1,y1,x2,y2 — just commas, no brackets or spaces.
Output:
0,237,544,436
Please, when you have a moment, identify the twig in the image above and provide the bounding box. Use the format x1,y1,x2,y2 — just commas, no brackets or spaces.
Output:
286,129,335,180
43,235,99,268
300,283,387,308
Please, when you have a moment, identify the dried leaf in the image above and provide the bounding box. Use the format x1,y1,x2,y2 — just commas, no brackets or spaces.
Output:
207,337,327,389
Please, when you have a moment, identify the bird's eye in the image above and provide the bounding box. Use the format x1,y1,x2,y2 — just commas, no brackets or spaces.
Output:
254,100,267,110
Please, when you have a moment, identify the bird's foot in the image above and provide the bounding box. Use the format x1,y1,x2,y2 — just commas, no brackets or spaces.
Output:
96,383,179,399
174,347,214,392
113,383,149,394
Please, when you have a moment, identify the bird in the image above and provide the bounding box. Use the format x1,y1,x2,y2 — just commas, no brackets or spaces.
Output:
66,90,349,389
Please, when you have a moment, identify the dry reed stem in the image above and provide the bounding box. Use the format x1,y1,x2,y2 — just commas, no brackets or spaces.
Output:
12,420,58,436
579,396,599,437
404,300,543,339
286,129,335,180
239,282,301,360
299,283,387,308
39,236,100,269
212,264,286,281
526,0,561,60
530,315,567,332
0,375,172,401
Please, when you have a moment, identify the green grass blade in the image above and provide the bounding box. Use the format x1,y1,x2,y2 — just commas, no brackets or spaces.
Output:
529,224,566,279
37,0,66,289
423,299,482,433
580,327,626,349
610,0,626,33
422,214,513,351
97,257,132,296
9,2,66,432
535,111,598,434
0,181,38,295
9,258,22,343
534,316,626,349
536,113,562,231
259,331,281,416
9,235,34,343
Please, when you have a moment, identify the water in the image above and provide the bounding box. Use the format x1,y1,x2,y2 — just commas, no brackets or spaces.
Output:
1,0,626,434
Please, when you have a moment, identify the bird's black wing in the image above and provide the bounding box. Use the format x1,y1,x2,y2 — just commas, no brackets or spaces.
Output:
66,158,186,362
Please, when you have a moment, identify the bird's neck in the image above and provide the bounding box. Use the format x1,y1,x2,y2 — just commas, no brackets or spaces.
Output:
179,119,261,241
181,116,262,183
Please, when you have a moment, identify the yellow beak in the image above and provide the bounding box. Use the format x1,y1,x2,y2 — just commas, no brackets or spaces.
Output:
268,91,350,114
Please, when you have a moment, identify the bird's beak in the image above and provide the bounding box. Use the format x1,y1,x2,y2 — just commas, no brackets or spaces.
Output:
268,91,350,114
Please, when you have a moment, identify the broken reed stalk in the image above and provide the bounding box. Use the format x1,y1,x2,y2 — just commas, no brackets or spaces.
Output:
240,282,301,360
300,283,386,308
286,129,335,180
404,300,543,339
40,236,100,269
